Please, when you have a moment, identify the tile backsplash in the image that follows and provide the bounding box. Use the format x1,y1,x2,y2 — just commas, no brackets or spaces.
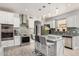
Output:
49,27,79,36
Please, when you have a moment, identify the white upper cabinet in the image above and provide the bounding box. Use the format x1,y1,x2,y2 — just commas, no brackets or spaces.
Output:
13,14,20,27
66,15,77,27
0,11,20,27
75,14,79,27
50,20,56,28
0,11,7,24
6,12,14,24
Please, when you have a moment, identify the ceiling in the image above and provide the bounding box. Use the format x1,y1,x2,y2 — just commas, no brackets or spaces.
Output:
0,3,79,19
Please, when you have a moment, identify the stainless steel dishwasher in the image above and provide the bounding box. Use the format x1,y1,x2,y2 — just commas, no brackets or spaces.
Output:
63,36,72,49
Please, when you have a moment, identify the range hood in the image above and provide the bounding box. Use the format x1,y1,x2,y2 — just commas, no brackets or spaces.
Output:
20,14,28,28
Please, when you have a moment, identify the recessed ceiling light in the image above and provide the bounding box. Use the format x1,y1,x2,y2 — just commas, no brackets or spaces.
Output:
56,8,58,9
29,16,33,19
48,3,51,4
42,6,46,8
38,9,41,11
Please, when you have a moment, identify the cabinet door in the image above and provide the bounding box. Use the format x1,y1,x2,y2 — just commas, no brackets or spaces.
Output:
1,40,15,47
7,13,14,24
0,47,4,56
0,11,20,26
50,20,55,28
64,37,72,48
75,14,79,27
67,15,76,27
1,41,9,47
14,36,21,46
0,14,3,23
48,45,55,56
0,11,14,24
0,11,7,24
13,14,20,27
8,40,15,47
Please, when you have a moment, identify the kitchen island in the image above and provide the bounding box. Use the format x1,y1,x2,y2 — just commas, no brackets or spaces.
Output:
35,34,64,56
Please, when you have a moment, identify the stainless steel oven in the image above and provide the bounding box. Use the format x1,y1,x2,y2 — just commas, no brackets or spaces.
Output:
1,24,14,41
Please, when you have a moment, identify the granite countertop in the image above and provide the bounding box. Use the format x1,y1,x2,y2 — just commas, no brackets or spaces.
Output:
50,32,79,36
41,34,62,41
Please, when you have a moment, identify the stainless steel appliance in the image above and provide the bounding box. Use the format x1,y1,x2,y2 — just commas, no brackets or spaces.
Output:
34,21,41,36
33,21,42,55
21,36,30,43
0,24,14,41
63,36,72,49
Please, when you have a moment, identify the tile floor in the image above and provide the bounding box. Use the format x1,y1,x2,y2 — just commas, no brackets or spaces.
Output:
64,48,79,56
4,42,79,56
4,42,34,56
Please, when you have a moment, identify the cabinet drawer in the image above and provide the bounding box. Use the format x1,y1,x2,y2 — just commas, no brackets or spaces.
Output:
1,40,14,47
14,36,21,46
48,45,55,56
